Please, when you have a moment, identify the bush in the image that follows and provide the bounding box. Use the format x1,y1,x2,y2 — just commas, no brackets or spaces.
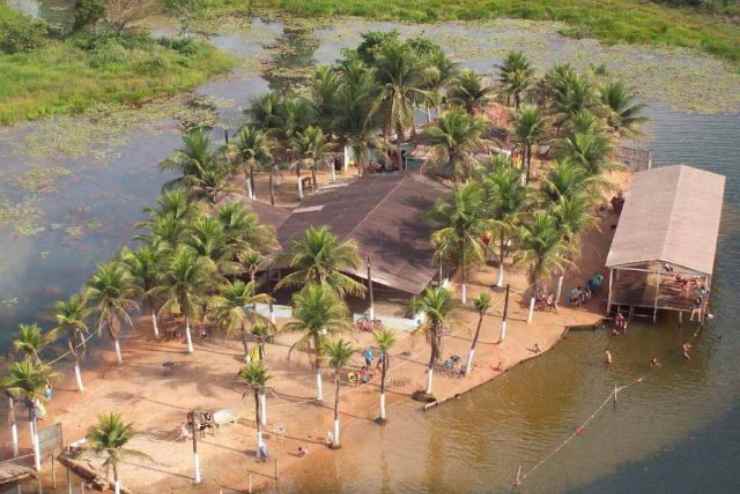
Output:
0,9,48,54
73,0,106,32
88,38,130,68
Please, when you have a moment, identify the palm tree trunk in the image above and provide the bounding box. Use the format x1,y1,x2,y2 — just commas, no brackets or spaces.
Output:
185,317,194,354
332,375,341,448
30,405,41,471
379,353,388,422
465,312,485,375
250,166,256,200
297,162,304,200
151,308,160,339
269,166,275,206
113,338,123,365
525,144,532,184
259,390,267,426
74,358,85,393
497,233,506,287
426,330,437,395
241,326,250,362
314,335,323,401
8,396,19,457
113,463,121,494
254,389,263,457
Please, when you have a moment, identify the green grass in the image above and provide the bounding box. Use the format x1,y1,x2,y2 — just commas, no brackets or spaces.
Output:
258,0,740,65
0,6,235,125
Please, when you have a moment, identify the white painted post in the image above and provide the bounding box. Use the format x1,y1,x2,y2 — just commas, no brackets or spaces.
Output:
185,318,194,354
496,263,505,287
343,145,350,174
315,368,323,401
114,480,121,494
528,297,535,324
330,161,336,183
246,179,254,201
555,276,564,308
425,368,434,395
30,419,41,471
66,466,72,494
379,393,386,421
465,348,475,376
74,363,84,393
297,177,304,200
151,313,160,338
499,320,508,342
461,284,467,305
192,412,201,484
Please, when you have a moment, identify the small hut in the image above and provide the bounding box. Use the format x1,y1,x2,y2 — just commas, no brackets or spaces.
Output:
605,165,725,322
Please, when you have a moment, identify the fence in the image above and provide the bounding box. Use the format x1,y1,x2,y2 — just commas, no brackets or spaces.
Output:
615,145,652,172
248,303,292,320
353,312,424,332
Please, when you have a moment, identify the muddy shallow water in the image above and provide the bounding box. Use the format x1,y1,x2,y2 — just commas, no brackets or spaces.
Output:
2,8,740,493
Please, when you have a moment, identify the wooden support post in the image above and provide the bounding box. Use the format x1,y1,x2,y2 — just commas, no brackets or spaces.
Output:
367,256,375,321
66,466,72,494
653,271,661,323
607,268,615,314
191,411,201,484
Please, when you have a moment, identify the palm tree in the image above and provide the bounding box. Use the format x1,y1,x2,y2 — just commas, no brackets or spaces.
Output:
410,287,453,397
448,69,494,115
12,323,56,364
428,183,486,305
311,65,341,129
373,328,396,423
560,130,615,176
185,215,238,275
236,125,273,201
550,73,597,131
515,212,574,288
247,92,285,133
550,193,597,245
250,320,277,360
497,51,534,109
217,202,276,258
2,359,56,471
465,293,491,376
542,158,608,203
511,104,546,184
276,226,365,297
424,108,487,182
157,247,214,354
209,280,273,361
86,262,138,365
136,213,188,250
239,360,271,455
160,128,219,180
86,413,146,494
290,126,331,199
142,188,195,224
420,49,458,121
120,243,166,339
481,156,528,287
284,284,352,401
324,338,355,448
332,60,383,175
241,251,265,284
599,80,647,135
53,294,91,392
374,39,425,165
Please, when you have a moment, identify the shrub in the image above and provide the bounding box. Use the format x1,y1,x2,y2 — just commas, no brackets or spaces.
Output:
73,0,106,32
0,9,48,54
88,38,130,68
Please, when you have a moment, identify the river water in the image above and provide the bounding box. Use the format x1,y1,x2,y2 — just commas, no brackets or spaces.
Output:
2,5,740,493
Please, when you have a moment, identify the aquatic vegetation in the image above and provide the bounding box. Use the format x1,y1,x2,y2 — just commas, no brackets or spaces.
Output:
12,167,72,193
0,197,45,236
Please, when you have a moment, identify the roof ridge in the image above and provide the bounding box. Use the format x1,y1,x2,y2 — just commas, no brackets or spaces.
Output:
661,165,686,263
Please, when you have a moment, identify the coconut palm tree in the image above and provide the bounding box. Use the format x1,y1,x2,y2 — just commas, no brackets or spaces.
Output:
374,38,425,164
515,212,575,289
550,73,597,130
420,49,458,121
160,128,220,181
238,360,271,455
241,251,265,285
157,247,214,354
428,183,486,305
290,126,331,199
136,212,189,250
86,262,138,365
217,202,276,259
448,69,494,115
311,65,341,129
481,156,529,287
12,323,56,364
142,188,196,224
247,92,285,134
209,280,273,361
373,328,396,423
560,130,615,176
497,51,535,109
53,294,91,392
542,159,608,203
599,80,647,136
410,287,453,397
236,125,273,201
185,215,238,275
332,60,383,175
250,320,277,360
324,338,355,448
550,193,597,245
465,293,491,376
424,108,487,182
86,413,147,494
120,243,167,339
511,104,547,184
276,226,365,297
2,359,56,471
284,284,352,401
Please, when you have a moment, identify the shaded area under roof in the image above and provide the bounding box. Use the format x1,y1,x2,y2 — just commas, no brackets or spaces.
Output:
276,174,448,294
606,165,725,275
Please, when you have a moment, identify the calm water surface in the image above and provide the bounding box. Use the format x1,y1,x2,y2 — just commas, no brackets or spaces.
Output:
2,8,740,493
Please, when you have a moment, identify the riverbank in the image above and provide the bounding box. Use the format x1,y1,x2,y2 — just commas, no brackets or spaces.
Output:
0,166,629,493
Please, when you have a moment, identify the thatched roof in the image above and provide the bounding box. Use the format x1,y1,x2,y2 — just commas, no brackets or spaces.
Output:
606,165,725,275
276,173,448,294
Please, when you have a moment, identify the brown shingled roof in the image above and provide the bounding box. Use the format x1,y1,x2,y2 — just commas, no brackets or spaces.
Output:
606,165,725,275
276,174,449,294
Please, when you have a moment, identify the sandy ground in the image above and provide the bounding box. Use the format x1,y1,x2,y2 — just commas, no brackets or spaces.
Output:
1,167,630,493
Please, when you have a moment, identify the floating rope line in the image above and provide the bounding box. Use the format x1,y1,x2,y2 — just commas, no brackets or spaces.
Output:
515,375,646,487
